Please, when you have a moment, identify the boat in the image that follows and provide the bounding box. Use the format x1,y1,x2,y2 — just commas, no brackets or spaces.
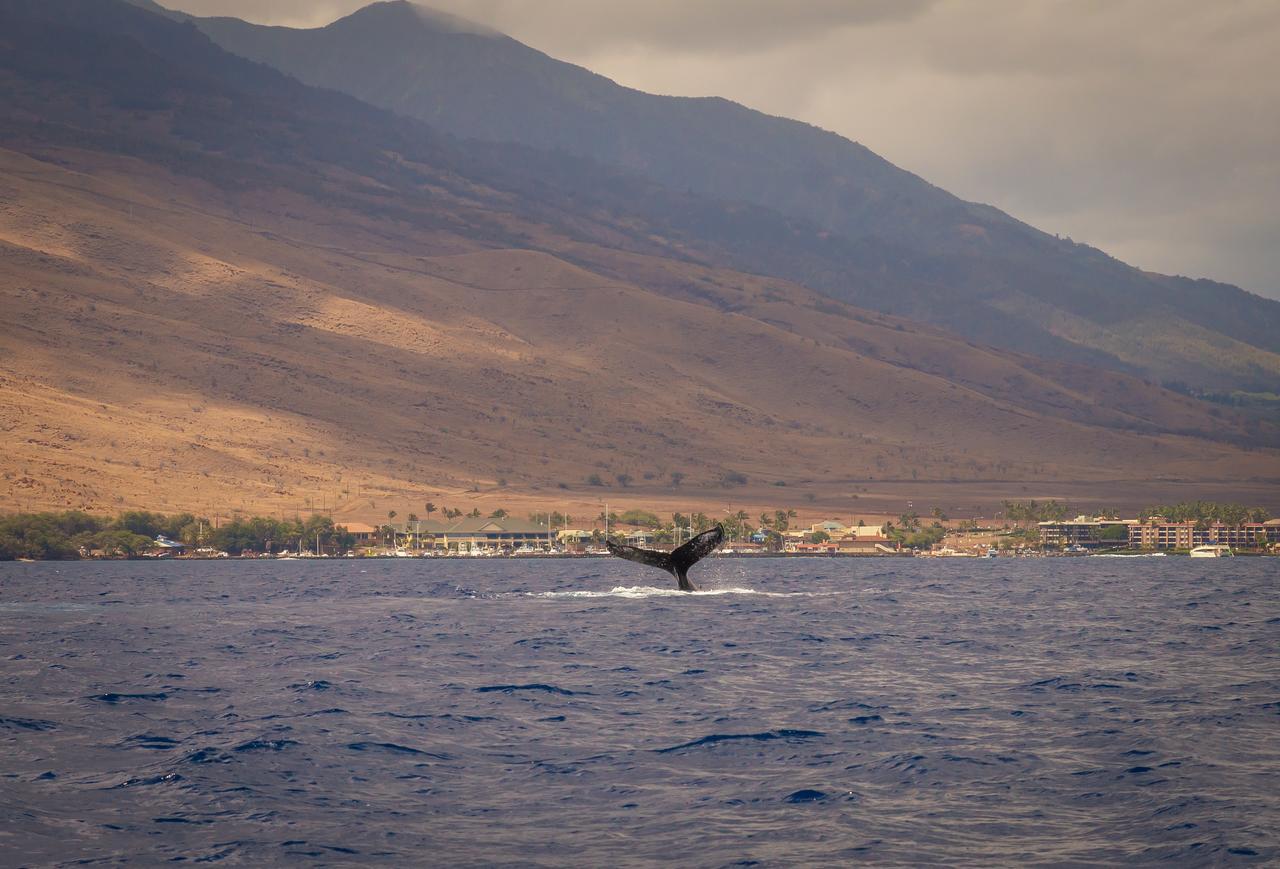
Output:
923,547,976,557
1189,545,1233,558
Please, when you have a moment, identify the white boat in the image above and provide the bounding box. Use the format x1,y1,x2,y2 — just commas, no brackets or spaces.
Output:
1189,545,1233,558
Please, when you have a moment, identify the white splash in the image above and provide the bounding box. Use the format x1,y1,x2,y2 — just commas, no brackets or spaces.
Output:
528,586,822,600
1092,553,1167,558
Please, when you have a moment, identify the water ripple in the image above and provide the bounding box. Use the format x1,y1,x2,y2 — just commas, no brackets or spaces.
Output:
1,557,1277,865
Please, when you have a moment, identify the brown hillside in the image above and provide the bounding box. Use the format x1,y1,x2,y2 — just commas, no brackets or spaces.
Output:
185,0,1280,393
2,147,1277,522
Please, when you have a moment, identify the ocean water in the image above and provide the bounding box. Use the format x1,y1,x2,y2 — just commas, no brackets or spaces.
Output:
1,557,1277,866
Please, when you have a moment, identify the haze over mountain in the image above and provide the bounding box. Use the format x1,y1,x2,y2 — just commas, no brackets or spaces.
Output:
1,0,1277,519
137,1,1280,305
165,0,1280,394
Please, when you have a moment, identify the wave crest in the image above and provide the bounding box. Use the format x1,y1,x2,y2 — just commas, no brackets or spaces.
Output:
528,586,808,599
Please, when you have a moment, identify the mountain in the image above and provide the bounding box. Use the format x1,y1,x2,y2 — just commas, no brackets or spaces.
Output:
181,0,1280,392
1,0,1277,519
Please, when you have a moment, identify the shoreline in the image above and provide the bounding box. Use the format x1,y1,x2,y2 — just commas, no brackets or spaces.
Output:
8,550,1273,564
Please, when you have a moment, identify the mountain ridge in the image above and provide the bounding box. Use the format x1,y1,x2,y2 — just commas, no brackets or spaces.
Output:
174,0,1280,392
3,0,1276,518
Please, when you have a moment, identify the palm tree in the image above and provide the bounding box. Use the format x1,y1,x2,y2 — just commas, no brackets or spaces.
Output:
773,510,791,533
387,510,397,546
425,502,437,521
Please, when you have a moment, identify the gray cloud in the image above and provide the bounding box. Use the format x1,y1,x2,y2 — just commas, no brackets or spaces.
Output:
165,0,939,44
425,0,940,52
166,0,348,26
163,0,1280,298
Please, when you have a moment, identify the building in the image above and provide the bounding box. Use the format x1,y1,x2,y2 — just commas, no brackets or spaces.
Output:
1256,520,1280,547
557,529,594,549
835,533,898,554
336,522,379,546
1128,521,1195,550
1214,520,1279,549
832,523,896,554
380,518,558,552
805,520,849,537
412,517,557,552
393,520,450,549
787,540,839,554
1039,517,1136,549
1129,519,1280,551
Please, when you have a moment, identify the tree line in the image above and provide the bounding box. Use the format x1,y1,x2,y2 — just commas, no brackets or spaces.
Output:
1001,500,1073,523
1141,501,1270,527
884,511,947,550
999,499,1271,527
1,504,824,559
0,510,356,560
590,509,764,545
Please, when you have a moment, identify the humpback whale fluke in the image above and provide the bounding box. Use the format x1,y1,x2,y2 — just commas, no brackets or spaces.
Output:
606,525,725,591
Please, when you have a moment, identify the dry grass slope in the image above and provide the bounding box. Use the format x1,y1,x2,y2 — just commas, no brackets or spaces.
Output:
2,146,1278,521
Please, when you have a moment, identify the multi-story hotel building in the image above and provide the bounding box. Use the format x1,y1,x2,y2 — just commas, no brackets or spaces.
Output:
1128,520,1280,550
1038,517,1137,549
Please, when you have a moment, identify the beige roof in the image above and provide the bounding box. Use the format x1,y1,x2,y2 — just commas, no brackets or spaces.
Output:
440,517,552,534
337,522,378,534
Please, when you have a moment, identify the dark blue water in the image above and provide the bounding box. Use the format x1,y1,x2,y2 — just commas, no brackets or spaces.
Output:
1,557,1277,866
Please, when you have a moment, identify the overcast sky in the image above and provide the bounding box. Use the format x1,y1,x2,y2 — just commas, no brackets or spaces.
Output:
165,0,1279,299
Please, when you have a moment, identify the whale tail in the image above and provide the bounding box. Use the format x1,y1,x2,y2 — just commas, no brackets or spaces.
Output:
606,525,724,591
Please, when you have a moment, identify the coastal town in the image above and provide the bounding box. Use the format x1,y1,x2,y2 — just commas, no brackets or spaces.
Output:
2,501,1276,560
